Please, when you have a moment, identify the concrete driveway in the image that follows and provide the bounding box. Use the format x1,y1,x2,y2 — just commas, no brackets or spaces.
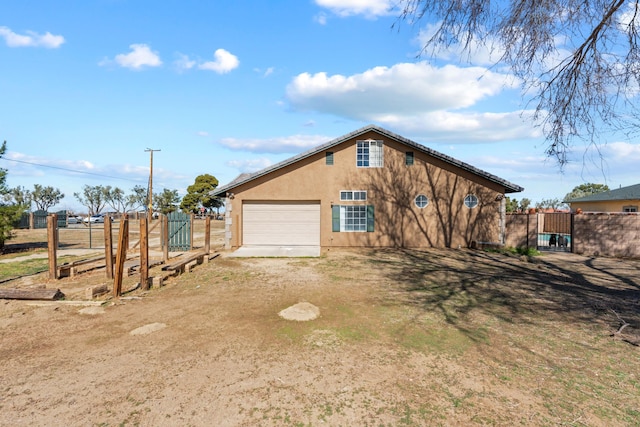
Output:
226,245,321,258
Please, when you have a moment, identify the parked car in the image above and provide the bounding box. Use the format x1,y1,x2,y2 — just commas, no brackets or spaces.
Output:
67,216,81,224
83,215,104,224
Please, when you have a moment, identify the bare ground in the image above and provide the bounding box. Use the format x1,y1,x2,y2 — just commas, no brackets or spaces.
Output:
1,227,639,426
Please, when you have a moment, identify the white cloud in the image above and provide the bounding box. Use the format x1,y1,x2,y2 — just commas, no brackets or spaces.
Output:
198,49,239,74
219,134,330,154
102,44,162,70
0,26,65,48
285,61,537,141
226,158,273,173
174,53,196,71
197,131,210,137
314,12,328,25
315,0,395,18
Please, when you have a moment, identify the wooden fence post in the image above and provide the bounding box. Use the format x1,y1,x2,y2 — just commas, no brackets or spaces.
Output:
104,216,114,279
29,212,34,230
140,217,149,290
204,216,211,254
113,218,128,298
47,214,58,280
162,214,169,262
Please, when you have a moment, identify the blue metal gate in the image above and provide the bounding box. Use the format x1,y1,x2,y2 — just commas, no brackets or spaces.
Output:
167,212,192,251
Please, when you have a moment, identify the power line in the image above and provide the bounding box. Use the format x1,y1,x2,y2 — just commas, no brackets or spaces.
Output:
0,156,145,183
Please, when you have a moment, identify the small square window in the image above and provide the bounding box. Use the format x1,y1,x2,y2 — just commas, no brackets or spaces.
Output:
623,205,638,212
326,152,334,165
406,152,414,166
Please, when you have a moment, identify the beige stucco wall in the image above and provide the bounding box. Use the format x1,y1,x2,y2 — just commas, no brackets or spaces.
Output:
224,130,510,250
573,213,640,258
570,200,639,212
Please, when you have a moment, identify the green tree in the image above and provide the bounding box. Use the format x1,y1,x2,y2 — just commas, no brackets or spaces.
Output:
31,184,64,211
74,185,108,215
104,186,127,214
0,141,26,249
505,197,519,213
5,185,32,208
536,198,567,211
128,185,148,212
564,183,610,202
180,174,221,214
154,189,180,215
399,1,640,165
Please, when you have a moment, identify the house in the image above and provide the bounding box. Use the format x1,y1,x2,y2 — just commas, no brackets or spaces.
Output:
212,125,523,252
565,183,640,213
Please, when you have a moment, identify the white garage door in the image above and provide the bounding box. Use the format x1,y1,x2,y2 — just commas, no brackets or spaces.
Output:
243,202,320,246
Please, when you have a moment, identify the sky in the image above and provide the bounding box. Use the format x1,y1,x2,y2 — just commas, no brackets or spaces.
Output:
1,0,639,213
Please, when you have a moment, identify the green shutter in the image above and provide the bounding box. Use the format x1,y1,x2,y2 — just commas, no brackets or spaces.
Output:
367,205,375,232
332,205,340,232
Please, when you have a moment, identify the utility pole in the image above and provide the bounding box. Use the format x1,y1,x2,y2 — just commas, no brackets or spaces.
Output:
145,148,161,220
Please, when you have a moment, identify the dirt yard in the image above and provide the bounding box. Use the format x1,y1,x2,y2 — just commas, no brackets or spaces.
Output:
1,225,639,426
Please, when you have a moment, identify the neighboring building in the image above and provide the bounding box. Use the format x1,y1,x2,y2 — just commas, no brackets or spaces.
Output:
212,125,523,252
565,183,640,213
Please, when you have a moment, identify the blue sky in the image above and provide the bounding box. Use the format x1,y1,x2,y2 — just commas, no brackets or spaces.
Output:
2,0,639,213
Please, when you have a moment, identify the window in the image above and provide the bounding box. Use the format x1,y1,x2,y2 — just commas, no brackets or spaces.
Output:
415,194,429,208
340,190,367,201
332,205,374,232
326,152,334,165
464,194,478,208
623,205,638,212
356,139,383,167
406,151,414,166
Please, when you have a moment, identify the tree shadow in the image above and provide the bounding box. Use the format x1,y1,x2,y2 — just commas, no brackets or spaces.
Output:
343,152,500,248
369,248,640,344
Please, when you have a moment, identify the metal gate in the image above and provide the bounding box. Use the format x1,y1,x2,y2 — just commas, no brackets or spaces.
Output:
33,210,48,229
167,212,192,251
537,213,572,252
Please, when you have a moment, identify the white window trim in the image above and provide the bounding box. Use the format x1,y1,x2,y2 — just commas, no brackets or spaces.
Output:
356,139,384,168
464,194,479,209
340,205,367,232
340,190,367,201
415,194,429,208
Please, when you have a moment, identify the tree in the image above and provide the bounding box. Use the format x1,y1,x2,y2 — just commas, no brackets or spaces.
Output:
128,185,148,212
180,174,221,214
564,183,610,201
104,186,128,214
154,189,180,215
31,184,64,211
74,185,108,215
505,197,532,213
0,141,26,249
399,0,640,165
536,198,567,211
7,186,32,208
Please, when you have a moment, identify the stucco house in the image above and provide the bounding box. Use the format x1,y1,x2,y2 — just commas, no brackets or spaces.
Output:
566,183,640,213
212,125,523,253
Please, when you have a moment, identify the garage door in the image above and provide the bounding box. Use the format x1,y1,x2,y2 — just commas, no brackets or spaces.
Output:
243,202,320,246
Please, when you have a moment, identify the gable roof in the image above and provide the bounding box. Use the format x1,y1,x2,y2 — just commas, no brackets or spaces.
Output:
212,124,524,196
566,183,640,203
